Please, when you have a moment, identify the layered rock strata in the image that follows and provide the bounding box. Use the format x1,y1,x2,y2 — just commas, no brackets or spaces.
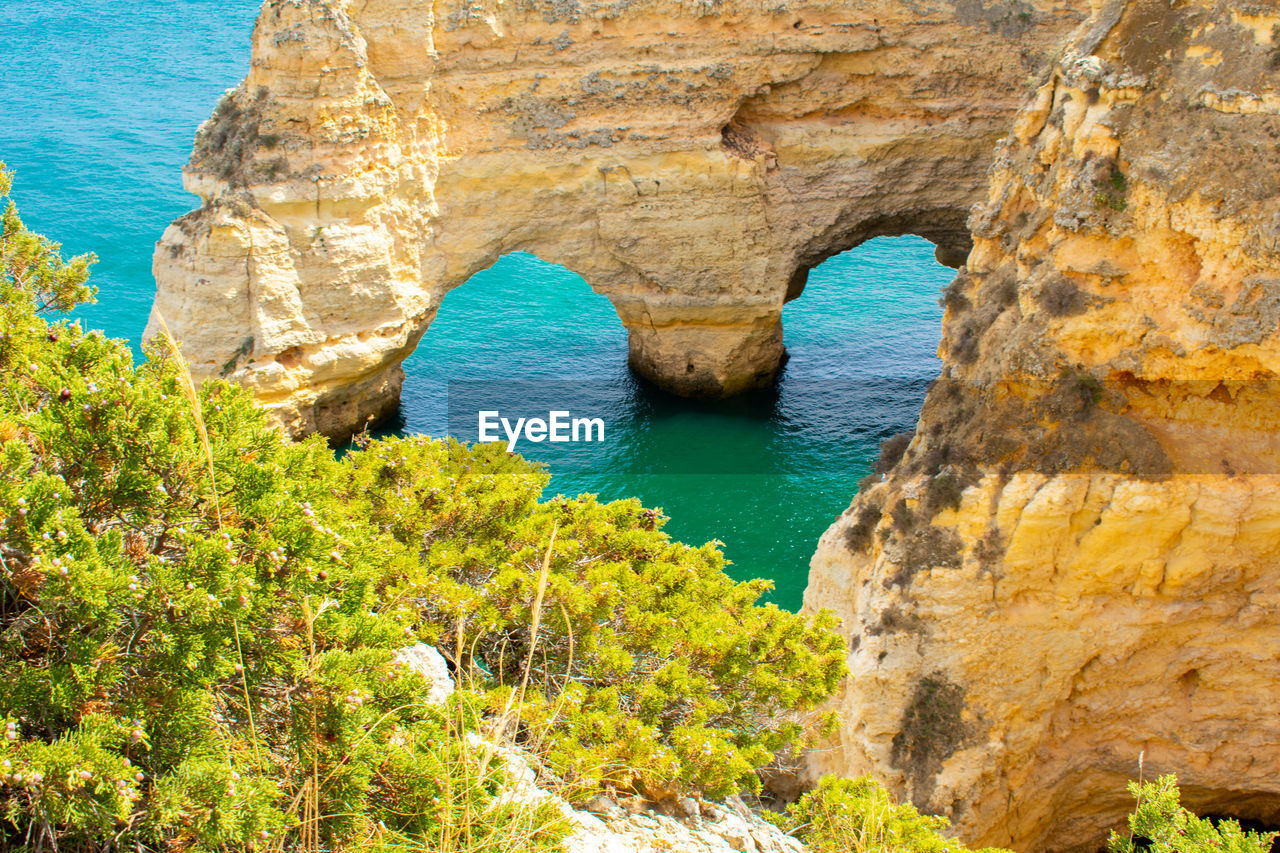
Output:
149,0,1086,440
805,1,1280,849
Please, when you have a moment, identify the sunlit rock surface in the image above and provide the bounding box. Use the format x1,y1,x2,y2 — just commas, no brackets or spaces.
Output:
805,1,1280,848
148,0,1085,440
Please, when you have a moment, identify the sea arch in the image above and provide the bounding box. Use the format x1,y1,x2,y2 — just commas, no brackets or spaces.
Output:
147,0,1086,441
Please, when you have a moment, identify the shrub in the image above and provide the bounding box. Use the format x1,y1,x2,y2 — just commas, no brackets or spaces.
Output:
875,434,913,477
845,500,884,553
945,316,984,365
889,672,971,790
0,163,846,850
865,605,922,637
340,438,847,802
768,774,1011,853
940,278,971,315
1037,276,1088,318
0,166,95,313
979,269,1018,309
885,526,964,589
1108,774,1278,853
0,165,570,852
1093,165,1128,212
923,472,963,514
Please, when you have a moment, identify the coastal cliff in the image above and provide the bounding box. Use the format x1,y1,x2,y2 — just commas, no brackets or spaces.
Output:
804,0,1280,848
145,0,1280,847
149,0,1085,440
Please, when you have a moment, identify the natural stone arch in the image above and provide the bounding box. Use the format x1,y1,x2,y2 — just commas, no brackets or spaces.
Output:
148,0,1087,441
782,208,973,306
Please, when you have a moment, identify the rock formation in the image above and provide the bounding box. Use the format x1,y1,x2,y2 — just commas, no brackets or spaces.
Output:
804,1,1280,849
148,0,1086,440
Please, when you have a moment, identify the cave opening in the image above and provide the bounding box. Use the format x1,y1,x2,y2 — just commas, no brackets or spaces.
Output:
778,234,952,427
382,238,954,610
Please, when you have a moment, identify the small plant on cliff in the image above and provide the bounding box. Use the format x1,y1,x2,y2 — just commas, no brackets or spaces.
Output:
768,774,1012,853
844,500,883,552
1093,165,1128,212
1108,775,1278,853
890,672,971,787
0,163,846,850
923,471,964,514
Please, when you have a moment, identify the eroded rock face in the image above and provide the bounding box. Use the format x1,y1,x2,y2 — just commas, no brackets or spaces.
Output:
805,1,1280,849
149,0,1086,440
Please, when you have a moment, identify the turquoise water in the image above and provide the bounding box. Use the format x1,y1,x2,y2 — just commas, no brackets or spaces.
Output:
0,0,953,610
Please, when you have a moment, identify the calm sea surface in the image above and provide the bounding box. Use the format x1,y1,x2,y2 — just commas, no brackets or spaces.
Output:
0,0,952,609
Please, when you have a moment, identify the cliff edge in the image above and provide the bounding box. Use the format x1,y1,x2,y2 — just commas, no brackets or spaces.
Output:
805,1,1280,848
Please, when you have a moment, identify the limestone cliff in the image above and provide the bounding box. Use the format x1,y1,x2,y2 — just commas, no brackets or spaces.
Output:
149,0,1085,440
804,1,1280,849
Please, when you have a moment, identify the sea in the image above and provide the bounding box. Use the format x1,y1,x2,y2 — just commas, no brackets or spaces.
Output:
0,0,953,610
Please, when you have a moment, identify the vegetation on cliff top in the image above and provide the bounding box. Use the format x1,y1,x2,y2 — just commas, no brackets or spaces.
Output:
769,775,1013,853
0,162,845,851
1,162,1260,853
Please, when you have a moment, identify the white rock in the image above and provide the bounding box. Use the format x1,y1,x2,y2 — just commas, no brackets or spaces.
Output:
394,644,453,705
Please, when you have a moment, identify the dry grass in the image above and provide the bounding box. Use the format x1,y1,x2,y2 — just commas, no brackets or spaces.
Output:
286,533,574,853
150,311,221,530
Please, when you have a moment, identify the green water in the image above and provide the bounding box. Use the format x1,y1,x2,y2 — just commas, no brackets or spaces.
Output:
392,247,949,609
0,0,953,609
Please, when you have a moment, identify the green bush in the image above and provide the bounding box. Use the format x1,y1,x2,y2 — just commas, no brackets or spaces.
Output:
768,774,1011,853
1109,775,1278,853
0,163,845,851
341,439,846,802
